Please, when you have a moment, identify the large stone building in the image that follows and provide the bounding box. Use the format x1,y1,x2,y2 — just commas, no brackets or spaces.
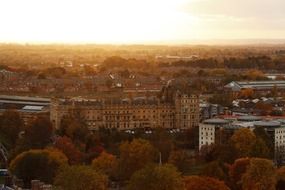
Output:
50,93,199,130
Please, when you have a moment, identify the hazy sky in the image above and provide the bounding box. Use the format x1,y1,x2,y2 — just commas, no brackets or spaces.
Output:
0,0,284,44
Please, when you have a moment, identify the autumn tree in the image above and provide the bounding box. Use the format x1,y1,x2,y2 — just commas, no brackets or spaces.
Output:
201,161,227,180
59,116,89,144
239,88,254,99
229,157,251,190
150,128,173,163
245,69,265,80
54,136,83,165
184,176,230,190
84,134,104,163
253,126,274,157
128,164,183,190
230,128,256,158
250,137,270,158
92,151,118,180
242,158,276,190
255,102,273,115
276,166,285,190
24,116,53,149
0,110,24,147
168,149,191,174
54,165,108,190
118,138,156,180
9,148,67,187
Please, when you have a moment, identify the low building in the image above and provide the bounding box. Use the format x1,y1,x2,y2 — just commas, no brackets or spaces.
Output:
0,95,50,125
225,80,285,96
199,118,233,149
199,116,285,163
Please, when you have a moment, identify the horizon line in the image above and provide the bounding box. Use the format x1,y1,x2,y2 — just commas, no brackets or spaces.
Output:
1,38,285,46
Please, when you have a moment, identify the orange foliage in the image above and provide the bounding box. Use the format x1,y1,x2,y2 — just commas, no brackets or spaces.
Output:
54,136,84,165
229,157,251,190
184,176,230,190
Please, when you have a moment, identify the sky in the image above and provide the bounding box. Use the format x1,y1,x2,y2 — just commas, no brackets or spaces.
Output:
0,0,285,44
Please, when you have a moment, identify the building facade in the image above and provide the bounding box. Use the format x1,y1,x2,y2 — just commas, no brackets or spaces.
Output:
199,117,285,163
50,93,199,130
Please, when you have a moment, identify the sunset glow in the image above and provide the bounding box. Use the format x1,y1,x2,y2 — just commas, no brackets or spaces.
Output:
0,0,285,44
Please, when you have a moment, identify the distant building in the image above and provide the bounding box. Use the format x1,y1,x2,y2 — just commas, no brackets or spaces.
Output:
200,103,224,120
50,93,200,130
0,69,19,81
225,80,285,96
199,116,285,163
0,95,50,125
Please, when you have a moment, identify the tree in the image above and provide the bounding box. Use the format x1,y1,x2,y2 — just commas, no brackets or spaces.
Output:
128,164,183,190
229,157,251,190
184,176,230,190
276,166,285,190
201,161,226,180
250,137,270,158
118,138,156,180
255,102,273,115
54,165,108,190
168,149,191,174
92,151,118,179
253,126,274,157
24,116,53,148
150,128,173,163
230,128,256,158
84,134,104,163
242,158,276,190
54,136,83,165
59,117,89,144
239,88,254,99
9,148,68,187
0,110,24,147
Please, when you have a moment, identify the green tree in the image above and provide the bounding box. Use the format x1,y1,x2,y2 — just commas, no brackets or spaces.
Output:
9,148,67,187
242,158,276,190
54,165,108,190
128,164,183,190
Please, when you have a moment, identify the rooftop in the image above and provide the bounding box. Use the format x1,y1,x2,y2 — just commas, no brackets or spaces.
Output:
203,118,230,125
225,80,285,91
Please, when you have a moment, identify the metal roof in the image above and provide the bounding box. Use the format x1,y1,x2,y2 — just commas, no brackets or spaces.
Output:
22,105,45,111
204,118,230,125
238,115,262,122
254,121,281,128
225,81,285,90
